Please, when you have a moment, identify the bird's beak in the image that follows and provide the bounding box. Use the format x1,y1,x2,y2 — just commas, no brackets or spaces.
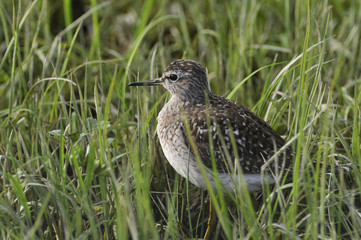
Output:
128,78,163,87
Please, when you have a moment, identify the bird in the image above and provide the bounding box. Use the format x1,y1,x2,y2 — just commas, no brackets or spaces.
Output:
129,59,294,238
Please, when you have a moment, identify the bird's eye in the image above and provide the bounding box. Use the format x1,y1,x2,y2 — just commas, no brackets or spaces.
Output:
168,74,178,81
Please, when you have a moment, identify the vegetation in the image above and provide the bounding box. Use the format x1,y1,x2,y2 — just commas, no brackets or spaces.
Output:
0,0,360,239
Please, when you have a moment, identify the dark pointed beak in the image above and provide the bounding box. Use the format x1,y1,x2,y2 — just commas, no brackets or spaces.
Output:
128,78,163,87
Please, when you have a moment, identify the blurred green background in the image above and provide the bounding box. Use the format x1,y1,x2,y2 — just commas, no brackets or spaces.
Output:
0,0,360,239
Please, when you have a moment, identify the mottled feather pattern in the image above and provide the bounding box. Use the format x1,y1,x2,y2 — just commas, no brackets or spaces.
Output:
182,94,293,175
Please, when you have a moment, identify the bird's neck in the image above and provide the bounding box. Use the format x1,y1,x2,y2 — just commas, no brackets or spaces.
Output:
173,89,212,105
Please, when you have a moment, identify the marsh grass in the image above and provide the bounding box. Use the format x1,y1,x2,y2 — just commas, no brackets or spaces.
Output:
0,0,360,239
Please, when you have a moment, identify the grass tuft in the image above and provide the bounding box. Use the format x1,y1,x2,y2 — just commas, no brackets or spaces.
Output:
0,0,360,239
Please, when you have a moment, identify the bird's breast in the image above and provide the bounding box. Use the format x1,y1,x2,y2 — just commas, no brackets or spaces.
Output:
157,101,209,188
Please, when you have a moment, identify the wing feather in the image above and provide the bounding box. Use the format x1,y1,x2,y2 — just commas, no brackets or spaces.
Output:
182,94,293,175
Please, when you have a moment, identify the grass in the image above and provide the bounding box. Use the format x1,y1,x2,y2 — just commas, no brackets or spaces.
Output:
0,0,360,239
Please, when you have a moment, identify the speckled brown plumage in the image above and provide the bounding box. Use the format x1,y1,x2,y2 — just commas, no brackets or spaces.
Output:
129,59,293,193
184,93,293,175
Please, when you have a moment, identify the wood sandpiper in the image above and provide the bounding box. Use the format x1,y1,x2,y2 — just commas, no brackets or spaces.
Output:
129,59,294,238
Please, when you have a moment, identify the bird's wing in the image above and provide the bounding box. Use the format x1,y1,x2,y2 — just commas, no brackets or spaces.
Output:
184,95,293,175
